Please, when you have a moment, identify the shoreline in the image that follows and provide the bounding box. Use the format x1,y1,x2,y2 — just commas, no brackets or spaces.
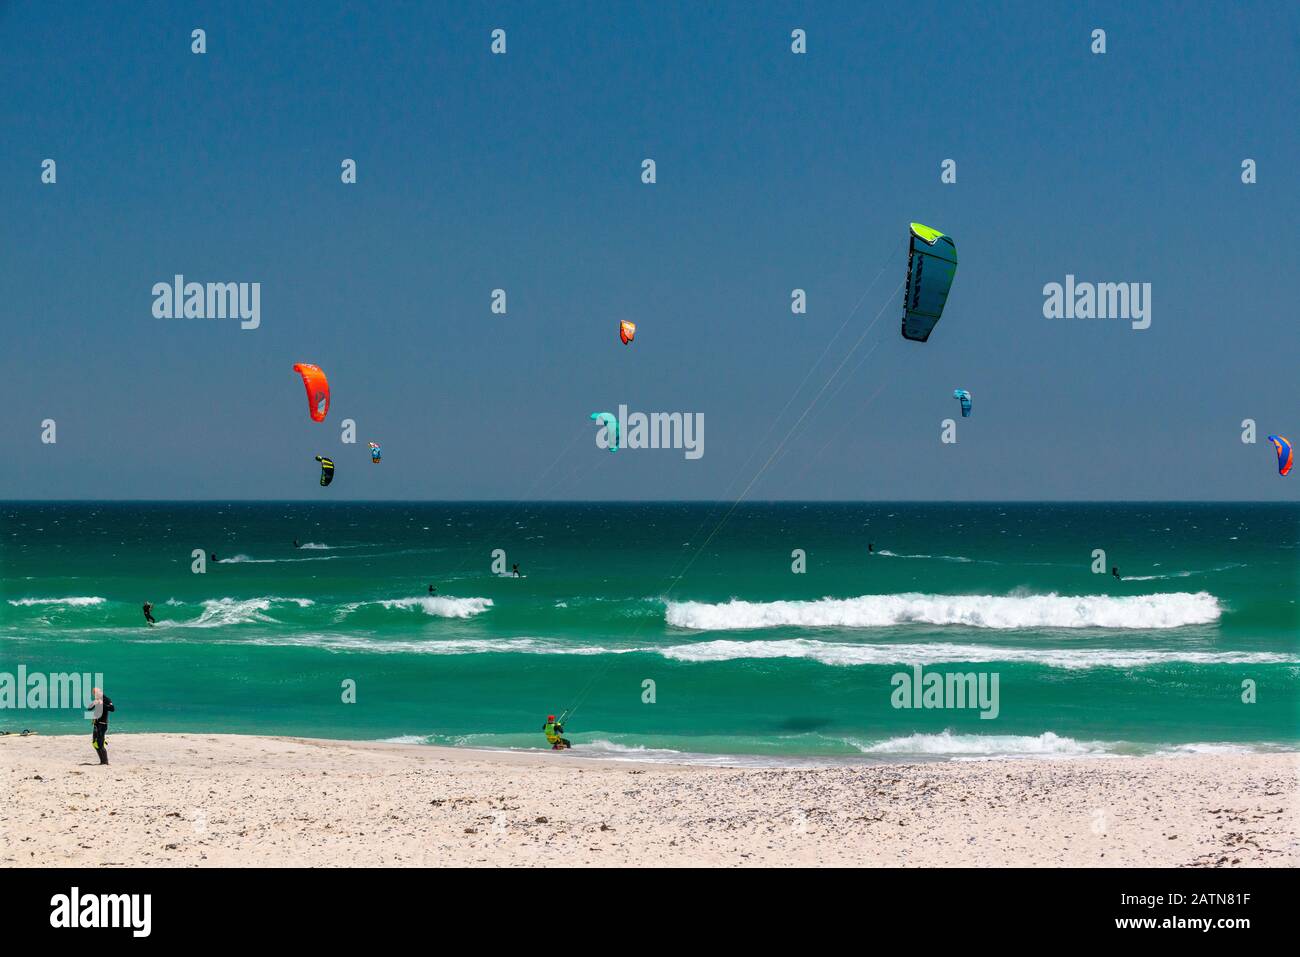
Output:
4,734,1296,867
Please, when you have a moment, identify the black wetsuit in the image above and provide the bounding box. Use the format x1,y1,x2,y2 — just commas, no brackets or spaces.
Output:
90,695,114,765
142,603,156,625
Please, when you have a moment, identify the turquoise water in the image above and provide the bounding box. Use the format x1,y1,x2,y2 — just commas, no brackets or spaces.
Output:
2,502,1297,763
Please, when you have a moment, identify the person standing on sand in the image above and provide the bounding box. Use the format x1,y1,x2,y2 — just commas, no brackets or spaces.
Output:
87,687,114,765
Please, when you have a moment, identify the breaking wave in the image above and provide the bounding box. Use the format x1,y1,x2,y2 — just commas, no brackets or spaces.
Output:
156,596,315,629
665,592,1222,631
656,638,1289,669
335,596,493,620
854,731,1109,758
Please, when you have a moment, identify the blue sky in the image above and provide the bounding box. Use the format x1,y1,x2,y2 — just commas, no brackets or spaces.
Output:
2,1,1297,500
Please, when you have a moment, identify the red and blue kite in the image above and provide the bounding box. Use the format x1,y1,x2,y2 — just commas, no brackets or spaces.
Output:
1268,435,1293,476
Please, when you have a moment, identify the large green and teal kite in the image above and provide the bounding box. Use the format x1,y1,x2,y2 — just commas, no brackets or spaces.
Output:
901,223,958,342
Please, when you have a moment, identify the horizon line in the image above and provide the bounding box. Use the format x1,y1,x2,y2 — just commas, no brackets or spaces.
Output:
1,499,1295,506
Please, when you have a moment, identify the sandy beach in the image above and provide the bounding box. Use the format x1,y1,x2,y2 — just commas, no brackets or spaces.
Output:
2,734,1295,867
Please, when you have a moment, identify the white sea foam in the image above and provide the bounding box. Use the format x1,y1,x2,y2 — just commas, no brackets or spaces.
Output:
217,554,337,563
876,551,972,562
657,638,1288,669
238,634,589,655
1123,563,1245,581
1153,742,1261,756
854,731,1109,758
8,596,105,607
335,596,493,620
221,632,1292,671
157,596,314,628
854,732,1290,760
665,592,1223,631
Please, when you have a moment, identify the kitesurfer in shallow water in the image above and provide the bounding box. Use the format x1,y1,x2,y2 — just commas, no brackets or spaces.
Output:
142,601,156,626
543,714,571,750
512,563,521,578
868,543,874,554
293,539,300,549
1112,566,1121,580
428,584,437,595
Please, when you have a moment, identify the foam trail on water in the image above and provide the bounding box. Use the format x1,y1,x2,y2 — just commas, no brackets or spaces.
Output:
217,554,337,563
875,551,972,562
8,596,106,607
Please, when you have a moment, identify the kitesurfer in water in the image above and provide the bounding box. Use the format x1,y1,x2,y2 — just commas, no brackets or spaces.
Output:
88,687,114,765
293,539,300,549
512,563,521,578
542,714,571,750
868,543,874,554
142,601,156,626
428,584,437,595
1112,566,1121,580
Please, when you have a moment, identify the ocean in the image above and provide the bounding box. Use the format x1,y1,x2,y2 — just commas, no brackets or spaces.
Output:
2,502,1296,764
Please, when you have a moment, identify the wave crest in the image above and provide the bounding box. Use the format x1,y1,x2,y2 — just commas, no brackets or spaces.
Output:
158,596,315,628
658,638,1288,669
8,596,106,607
665,592,1222,631
855,731,1106,758
337,596,493,620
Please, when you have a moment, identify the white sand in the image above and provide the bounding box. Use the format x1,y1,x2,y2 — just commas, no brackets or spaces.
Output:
2,734,1296,867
